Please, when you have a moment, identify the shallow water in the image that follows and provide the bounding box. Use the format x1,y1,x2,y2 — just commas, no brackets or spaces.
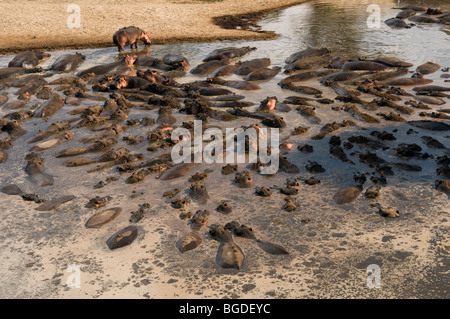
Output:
0,0,449,298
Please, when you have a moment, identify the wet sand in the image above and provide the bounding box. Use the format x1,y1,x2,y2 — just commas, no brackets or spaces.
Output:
0,0,307,54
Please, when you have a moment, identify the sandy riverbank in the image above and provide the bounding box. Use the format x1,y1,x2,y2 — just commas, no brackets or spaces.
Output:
0,0,309,54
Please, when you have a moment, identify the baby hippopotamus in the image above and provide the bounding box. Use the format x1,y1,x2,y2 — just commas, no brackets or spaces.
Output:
113,26,151,52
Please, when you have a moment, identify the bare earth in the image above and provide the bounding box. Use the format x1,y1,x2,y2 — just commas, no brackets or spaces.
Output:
0,0,307,54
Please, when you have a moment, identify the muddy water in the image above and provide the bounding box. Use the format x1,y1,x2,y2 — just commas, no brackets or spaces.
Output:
0,1,449,299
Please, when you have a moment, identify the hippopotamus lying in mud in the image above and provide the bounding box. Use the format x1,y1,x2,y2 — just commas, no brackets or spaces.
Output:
77,55,136,77
8,51,51,68
113,26,151,52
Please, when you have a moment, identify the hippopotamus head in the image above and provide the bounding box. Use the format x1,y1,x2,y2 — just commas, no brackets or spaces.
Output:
114,76,128,89
124,54,137,66
64,132,75,141
140,31,151,45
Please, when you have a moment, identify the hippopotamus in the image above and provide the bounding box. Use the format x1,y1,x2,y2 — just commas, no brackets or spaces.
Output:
396,9,416,19
8,51,51,68
385,18,410,28
106,225,138,249
234,58,271,75
85,207,122,228
50,53,86,72
416,62,441,75
214,64,241,77
162,54,190,71
0,67,43,80
111,75,151,89
409,15,438,24
191,59,230,75
113,26,151,52
77,55,136,77
25,152,54,186
135,55,158,67
285,47,331,65
33,94,65,118
394,5,426,11
284,54,333,72
206,77,261,90
156,106,176,125
342,61,388,71
361,56,414,68
14,80,47,99
136,69,166,84
203,46,257,62
412,85,450,92
209,225,245,269
279,70,333,86
386,75,433,86
243,66,281,81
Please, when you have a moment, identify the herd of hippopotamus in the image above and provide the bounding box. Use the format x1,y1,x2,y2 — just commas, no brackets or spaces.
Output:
385,5,450,28
1,17,450,269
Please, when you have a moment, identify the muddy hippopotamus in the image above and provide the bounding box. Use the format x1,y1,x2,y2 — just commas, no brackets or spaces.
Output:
162,54,190,71
191,59,230,76
361,56,414,68
203,46,256,62
342,61,388,71
234,58,271,76
50,53,86,72
8,51,51,68
207,77,261,90
409,16,438,24
77,55,136,77
111,75,151,89
0,67,43,80
243,67,281,81
285,47,331,65
416,62,441,75
209,225,245,269
33,94,65,118
284,54,332,72
385,18,410,28
396,9,416,19
113,26,151,52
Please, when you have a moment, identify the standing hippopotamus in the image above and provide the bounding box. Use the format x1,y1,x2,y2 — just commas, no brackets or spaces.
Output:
113,26,151,52
8,51,51,68
50,53,86,72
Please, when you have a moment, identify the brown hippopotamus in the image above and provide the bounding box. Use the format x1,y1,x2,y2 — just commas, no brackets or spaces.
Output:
234,58,271,75
110,75,151,89
0,67,43,80
206,77,261,90
342,61,388,71
191,59,230,75
33,94,65,118
8,51,51,68
416,62,441,75
77,55,136,77
203,46,256,62
243,67,281,81
162,54,190,71
50,53,86,72
113,26,151,52
385,18,411,28
285,47,331,65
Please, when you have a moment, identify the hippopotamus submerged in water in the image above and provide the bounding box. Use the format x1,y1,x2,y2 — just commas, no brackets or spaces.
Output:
113,26,151,52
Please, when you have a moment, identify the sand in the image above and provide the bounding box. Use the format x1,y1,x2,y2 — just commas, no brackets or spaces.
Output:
0,0,308,54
